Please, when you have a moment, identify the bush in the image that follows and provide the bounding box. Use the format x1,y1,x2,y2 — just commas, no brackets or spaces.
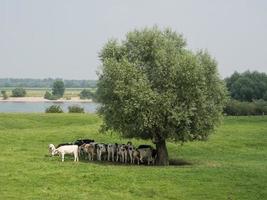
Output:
224,99,267,116
68,105,84,113
11,88,26,97
79,89,94,99
254,100,267,115
44,91,60,100
1,90,8,100
44,91,52,99
45,105,64,113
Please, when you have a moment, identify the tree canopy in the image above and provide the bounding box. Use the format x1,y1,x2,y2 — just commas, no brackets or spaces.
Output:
52,80,65,98
225,71,267,101
96,27,227,165
11,88,26,97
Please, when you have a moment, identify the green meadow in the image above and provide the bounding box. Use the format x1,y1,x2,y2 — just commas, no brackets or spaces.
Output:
0,114,266,200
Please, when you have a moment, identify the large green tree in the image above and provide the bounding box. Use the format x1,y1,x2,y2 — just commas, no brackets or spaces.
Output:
96,27,227,165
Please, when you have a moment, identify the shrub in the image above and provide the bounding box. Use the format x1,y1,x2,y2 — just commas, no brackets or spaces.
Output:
68,105,84,113
1,90,8,100
11,88,26,97
44,91,52,99
44,91,60,100
224,99,267,116
254,100,267,115
79,89,94,99
45,105,64,113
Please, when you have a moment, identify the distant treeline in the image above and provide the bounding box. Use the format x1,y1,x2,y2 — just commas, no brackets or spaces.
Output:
224,70,267,116
0,78,97,88
224,99,267,116
225,71,267,102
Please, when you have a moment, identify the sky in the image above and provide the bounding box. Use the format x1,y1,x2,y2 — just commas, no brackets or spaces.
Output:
0,0,267,80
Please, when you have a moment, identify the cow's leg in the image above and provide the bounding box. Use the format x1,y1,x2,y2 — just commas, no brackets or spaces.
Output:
61,153,64,162
116,153,119,162
130,154,133,164
124,153,127,163
140,156,144,163
75,152,79,162
112,150,114,162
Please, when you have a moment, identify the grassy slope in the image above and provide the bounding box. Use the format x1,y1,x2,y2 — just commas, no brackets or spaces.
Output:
0,114,266,200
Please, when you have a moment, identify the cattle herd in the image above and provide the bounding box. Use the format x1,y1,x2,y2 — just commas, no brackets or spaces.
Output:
48,139,157,165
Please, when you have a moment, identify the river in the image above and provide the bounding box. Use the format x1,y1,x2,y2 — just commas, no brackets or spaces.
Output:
0,102,98,113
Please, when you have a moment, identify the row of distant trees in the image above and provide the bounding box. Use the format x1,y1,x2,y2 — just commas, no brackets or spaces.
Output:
0,78,97,88
44,80,94,100
224,71,267,116
0,80,94,100
224,71,267,115
224,99,267,116
225,71,267,102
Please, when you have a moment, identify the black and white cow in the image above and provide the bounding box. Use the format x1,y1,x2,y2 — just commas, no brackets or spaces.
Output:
74,139,95,146
127,142,135,164
97,143,107,161
116,144,128,163
137,145,155,165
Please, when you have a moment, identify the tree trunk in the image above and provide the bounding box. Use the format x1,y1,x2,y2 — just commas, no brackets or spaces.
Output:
155,139,169,166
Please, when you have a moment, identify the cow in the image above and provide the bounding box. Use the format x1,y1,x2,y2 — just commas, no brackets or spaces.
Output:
50,144,79,162
107,143,118,162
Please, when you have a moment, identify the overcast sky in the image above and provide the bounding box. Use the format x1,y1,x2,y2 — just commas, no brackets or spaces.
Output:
0,0,267,80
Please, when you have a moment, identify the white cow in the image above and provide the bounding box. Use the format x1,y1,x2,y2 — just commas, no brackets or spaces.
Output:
49,144,79,162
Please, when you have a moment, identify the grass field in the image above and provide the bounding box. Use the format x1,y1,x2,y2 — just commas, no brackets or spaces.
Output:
0,114,266,199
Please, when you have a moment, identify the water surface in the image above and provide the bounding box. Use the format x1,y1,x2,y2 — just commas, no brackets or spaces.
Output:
0,102,98,113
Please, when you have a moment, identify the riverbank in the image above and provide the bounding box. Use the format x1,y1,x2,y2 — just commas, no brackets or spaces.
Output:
0,97,92,103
